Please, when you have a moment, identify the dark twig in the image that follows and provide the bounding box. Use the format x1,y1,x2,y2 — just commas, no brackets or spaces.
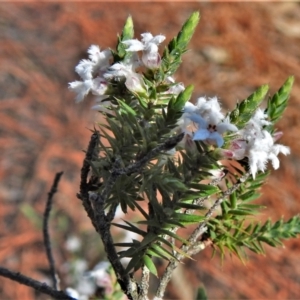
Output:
0,267,74,300
155,172,250,299
77,131,99,231
102,133,185,222
89,192,138,300
113,133,184,177
43,171,63,291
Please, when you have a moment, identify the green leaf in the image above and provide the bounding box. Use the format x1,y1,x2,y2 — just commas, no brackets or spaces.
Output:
175,202,205,210
140,232,158,248
112,221,146,237
118,99,137,116
143,255,158,276
195,286,208,300
240,191,261,202
229,191,237,209
159,228,190,245
263,216,300,241
117,16,134,57
187,183,219,196
258,236,279,247
172,212,205,224
177,12,200,51
173,85,194,111
267,76,294,124
230,84,269,128
148,244,176,261
161,12,200,76
125,253,143,274
121,16,134,41
114,242,136,247
132,201,149,220
227,209,255,216
20,204,42,229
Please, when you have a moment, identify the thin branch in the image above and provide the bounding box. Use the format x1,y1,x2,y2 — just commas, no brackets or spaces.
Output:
77,131,99,231
0,267,74,300
43,171,63,291
155,172,250,299
89,192,138,300
113,133,184,176
188,172,250,245
107,202,119,222
138,265,150,300
102,133,185,221
79,133,185,298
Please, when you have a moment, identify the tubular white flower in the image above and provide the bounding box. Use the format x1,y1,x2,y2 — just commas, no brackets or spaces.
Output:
165,76,185,95
123,32,165,69
224,122,290,178
125,72,146,94
75,59,94,80
181,97,237,147
69,46,112,103
69,80,93,103
87,45,112,66
104,53,140,80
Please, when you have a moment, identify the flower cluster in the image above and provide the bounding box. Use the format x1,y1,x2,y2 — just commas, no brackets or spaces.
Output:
69,45,112,103
69,38,290,180
69,32,168,112
178,98,290,178
67,13,295,300
222,109,290,178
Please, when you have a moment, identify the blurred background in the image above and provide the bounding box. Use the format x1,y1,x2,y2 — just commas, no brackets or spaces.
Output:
0,2,300,299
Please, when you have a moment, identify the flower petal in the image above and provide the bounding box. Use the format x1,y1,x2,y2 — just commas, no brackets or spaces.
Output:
188,113,208,128
123,39,144,52
193,128,210,141
209,131,224,147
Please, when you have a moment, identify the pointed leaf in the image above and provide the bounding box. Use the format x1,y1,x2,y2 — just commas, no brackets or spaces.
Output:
143,255,158,276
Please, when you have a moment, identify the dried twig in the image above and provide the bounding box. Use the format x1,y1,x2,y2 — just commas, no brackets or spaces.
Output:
0,267,74,300
77,131,99,231
155,172,250,299
89,192,138,300
43,171,63,291
113,133,184,177
139,265,150,300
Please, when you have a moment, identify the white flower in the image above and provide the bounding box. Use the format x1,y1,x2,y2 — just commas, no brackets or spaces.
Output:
75,59,94,80
69,46,112,102
182,97,238,147
104,52,139,77
123,32,165,69
125,72,146,94
69,80,94,102
86,262,112,294
65,288,80,300
87,45,112,70
222,111,290,178
165,77,185,95
208,168,226,179
65,235,81,252
104,57,146,95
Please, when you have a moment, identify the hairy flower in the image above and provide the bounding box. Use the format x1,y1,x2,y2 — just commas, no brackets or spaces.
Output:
123,32,165,69
182,97,238,147
222,110,290,178
69,45,112,102
165,76,185,95
104,59,146,95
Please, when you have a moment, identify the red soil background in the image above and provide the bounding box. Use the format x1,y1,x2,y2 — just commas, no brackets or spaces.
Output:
0,2,300,299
